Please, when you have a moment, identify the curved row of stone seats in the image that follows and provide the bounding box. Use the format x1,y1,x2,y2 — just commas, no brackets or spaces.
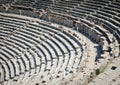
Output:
70,0,109,18
0,48,13,62
48,1,120,28
69,10,86,18
0,45,20,61
82,1,120,34
27,33,85,84
1,52,30,79
41,8,120,55
0,0,119,84
99,8,118,16
53,0,80,8
26,23,75,55
70,0,110,18
51,0,80,10
13,0,35,7
1,58,20,81
26,22,82,72
49,0,85,14
78,19,119,57
80,3,100,10
95,5,120,27
87,0,109,6
0,20,46,80
0,27,13,40
77,20,119,60
71,6,93,15
40,10,119,58
29,28,81,82
15,29,82,83
50,5,70,13
81,16,118,43
40,11,113,43
83,2,103,8
0,14,83,84
0,14,29,22
0,0,84,18
12,0,53,10
0,15,28,29
0,1,119,21
34,0,53,9
48,0,109,19
58,0,81,7
0,14,30,41
36,22,82,48
104,6,120,13
110,1,120,8
83,5,120,33
1,36,47,81
73,18,119,85
87,14,120,43
0,0,14,5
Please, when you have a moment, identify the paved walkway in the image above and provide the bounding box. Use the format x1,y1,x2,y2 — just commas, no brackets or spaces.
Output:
88,57,120,85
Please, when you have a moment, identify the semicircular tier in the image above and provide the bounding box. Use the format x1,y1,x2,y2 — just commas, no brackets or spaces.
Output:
0,14,93,85
0,0,120,85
